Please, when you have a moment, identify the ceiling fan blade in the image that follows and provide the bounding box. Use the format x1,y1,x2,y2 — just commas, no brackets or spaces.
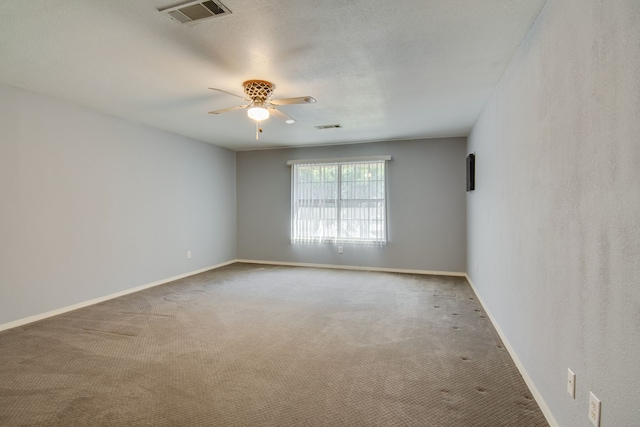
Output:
208,87,248,100
269,96,316,106
208,105,248,114
268,108,296,124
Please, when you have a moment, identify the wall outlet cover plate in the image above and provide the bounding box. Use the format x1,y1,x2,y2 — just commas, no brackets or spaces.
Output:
567,369,576,398
588,391,601,427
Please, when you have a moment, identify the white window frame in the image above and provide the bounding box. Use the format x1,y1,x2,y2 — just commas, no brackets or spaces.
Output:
288,156,391,245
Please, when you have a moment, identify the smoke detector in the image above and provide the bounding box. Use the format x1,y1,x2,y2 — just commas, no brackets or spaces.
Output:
159,1,231,24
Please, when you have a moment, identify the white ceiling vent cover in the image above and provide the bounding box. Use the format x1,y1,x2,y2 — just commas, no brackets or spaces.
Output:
315,124,342,130
159,1,231,24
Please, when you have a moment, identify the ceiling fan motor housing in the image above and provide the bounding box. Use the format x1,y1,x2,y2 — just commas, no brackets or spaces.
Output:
243,80,274,102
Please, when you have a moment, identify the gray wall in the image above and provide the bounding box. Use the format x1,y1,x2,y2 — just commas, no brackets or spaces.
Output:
237,138,467,272
467,0,640,425
0,84,236,326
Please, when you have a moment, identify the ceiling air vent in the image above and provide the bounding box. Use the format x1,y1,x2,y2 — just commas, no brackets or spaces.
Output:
159,0,231,24
315,124,342,130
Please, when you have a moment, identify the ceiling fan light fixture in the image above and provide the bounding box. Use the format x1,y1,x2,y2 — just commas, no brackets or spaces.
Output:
247,102,269,121
209,80,315,129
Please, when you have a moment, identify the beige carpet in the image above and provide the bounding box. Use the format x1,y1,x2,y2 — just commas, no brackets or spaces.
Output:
0,263,548,426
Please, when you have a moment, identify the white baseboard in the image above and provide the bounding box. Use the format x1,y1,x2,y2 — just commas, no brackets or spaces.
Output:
235,259,466,277
464,274,558,427
0,260,236,333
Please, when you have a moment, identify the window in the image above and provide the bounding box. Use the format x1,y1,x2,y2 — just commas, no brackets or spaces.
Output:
289,156,390,245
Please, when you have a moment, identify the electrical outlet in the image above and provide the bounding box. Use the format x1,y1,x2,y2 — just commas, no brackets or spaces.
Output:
338,246,344,254
187,250,192,259
588,391,601,427
567,369,576,398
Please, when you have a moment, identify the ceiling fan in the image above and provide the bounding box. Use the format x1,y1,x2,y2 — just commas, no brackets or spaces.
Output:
208,80,316,138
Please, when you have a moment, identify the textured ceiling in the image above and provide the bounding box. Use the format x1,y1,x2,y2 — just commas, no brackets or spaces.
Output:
0,0,547,151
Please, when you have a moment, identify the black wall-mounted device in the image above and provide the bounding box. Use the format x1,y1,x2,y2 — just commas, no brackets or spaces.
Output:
466,153,475,192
